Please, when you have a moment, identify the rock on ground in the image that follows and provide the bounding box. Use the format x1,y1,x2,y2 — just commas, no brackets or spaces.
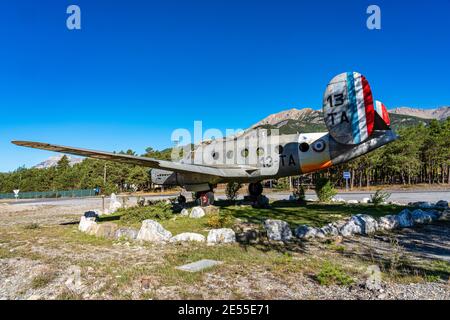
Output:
264,219,292,241
339,218,362,237
78,216,98,233
295,225,322,239
93,222,118,239
137,219,172,242
180,208,190,216
377,215,398,231
396,209,414,228
190,207,205,218
170,232,206,243
411,209,436,224
436,200,449,209
108,193,122,214
352,214,378,235
439,209,450,221
207,228,236,244
114,227,138,240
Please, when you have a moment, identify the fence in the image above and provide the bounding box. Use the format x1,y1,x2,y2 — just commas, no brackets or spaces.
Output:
0,189,96,200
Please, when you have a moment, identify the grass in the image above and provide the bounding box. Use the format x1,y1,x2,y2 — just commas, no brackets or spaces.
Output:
31,271,55,289
315,261,354,286
98,200,408,236
219,201,408,228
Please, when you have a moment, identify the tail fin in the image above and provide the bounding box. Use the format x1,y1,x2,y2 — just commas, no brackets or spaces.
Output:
373,100,391,129
323,72,375,145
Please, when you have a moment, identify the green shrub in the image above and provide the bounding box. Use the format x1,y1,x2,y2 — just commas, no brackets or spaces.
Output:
206,213,234,228
316,261,354,286
24,223,39,230
119,202,173,223
31,272,55,289
315,178,337,202
370,189,391,205
225,182,242,201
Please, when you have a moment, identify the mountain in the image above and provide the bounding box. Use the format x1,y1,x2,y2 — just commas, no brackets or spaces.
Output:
33,155,83,169
251,106,446,135
389,106,450,120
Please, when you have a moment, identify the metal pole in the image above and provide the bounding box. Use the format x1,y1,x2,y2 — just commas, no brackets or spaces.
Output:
103,163,107,185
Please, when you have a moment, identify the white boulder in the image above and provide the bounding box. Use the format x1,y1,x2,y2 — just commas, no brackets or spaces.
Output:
114,227,138,240
396,209,414,228
439,209,450,221
339,214,378,237
411,209,439,224
263,219,292,241
108,193,122,214
170,232,205,243
339,218,362,237
435,200,449,209
180,208,190,216
361,197,371,204
377,215,398,231
136,220,172,242
190,207,205,218
78,216,97,233
353,214,379,234
207,228,236,244
320,221,344,236
295,225,320,239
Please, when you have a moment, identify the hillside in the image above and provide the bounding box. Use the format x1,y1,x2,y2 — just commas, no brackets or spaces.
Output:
389,106,450,120
33,155,83,169
252,108,437,134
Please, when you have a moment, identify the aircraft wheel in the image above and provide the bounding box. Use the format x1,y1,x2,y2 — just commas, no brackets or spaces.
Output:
248,182,263,197
196,191,215,206
177,194,186,204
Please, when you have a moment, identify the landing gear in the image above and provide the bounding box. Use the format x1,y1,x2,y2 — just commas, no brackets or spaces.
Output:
177,194,187,205
195,190,215,207
248,182,263,197
247,182,269,208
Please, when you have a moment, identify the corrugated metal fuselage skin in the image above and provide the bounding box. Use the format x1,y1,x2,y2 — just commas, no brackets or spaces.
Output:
151,130,397,192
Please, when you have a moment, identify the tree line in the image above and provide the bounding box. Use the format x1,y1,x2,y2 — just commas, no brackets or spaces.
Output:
315,118,450,188
0,119,448,194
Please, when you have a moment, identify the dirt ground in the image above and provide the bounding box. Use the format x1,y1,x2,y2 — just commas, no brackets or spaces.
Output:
0,202,448,300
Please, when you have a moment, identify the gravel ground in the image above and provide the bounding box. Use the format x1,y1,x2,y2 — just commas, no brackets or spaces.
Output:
0,201,448,300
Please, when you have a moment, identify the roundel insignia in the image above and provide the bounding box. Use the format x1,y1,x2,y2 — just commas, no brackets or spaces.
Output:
375,100,390,126
323,72,375,145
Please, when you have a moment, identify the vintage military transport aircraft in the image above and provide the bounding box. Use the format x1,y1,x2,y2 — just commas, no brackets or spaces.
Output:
13,72,396,205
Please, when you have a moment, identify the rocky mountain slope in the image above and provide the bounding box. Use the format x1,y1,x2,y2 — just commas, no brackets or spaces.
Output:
389,106,449,120
33,155,83,169
252,106,448,134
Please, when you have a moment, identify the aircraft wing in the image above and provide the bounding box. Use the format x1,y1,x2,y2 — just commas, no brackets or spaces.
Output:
11,141,256,178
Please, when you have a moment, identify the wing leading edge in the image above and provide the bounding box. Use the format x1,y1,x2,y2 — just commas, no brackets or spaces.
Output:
11,141,254,178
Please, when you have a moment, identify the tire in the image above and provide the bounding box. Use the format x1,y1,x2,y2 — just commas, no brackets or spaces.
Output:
248,182,263,197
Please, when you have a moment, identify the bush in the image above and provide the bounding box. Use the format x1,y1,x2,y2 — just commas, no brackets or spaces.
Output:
370,189,391,205
206,213,234,229
119,202,173,223
316,262,354,286
315,178,337,202
225,182,242,201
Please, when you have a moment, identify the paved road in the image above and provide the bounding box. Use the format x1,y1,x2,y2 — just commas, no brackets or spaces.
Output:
3,190,449,206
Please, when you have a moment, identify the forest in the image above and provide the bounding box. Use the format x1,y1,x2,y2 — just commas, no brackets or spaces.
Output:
0,118,449,194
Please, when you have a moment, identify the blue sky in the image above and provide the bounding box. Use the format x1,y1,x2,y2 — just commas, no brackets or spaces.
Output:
1,0,449,172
